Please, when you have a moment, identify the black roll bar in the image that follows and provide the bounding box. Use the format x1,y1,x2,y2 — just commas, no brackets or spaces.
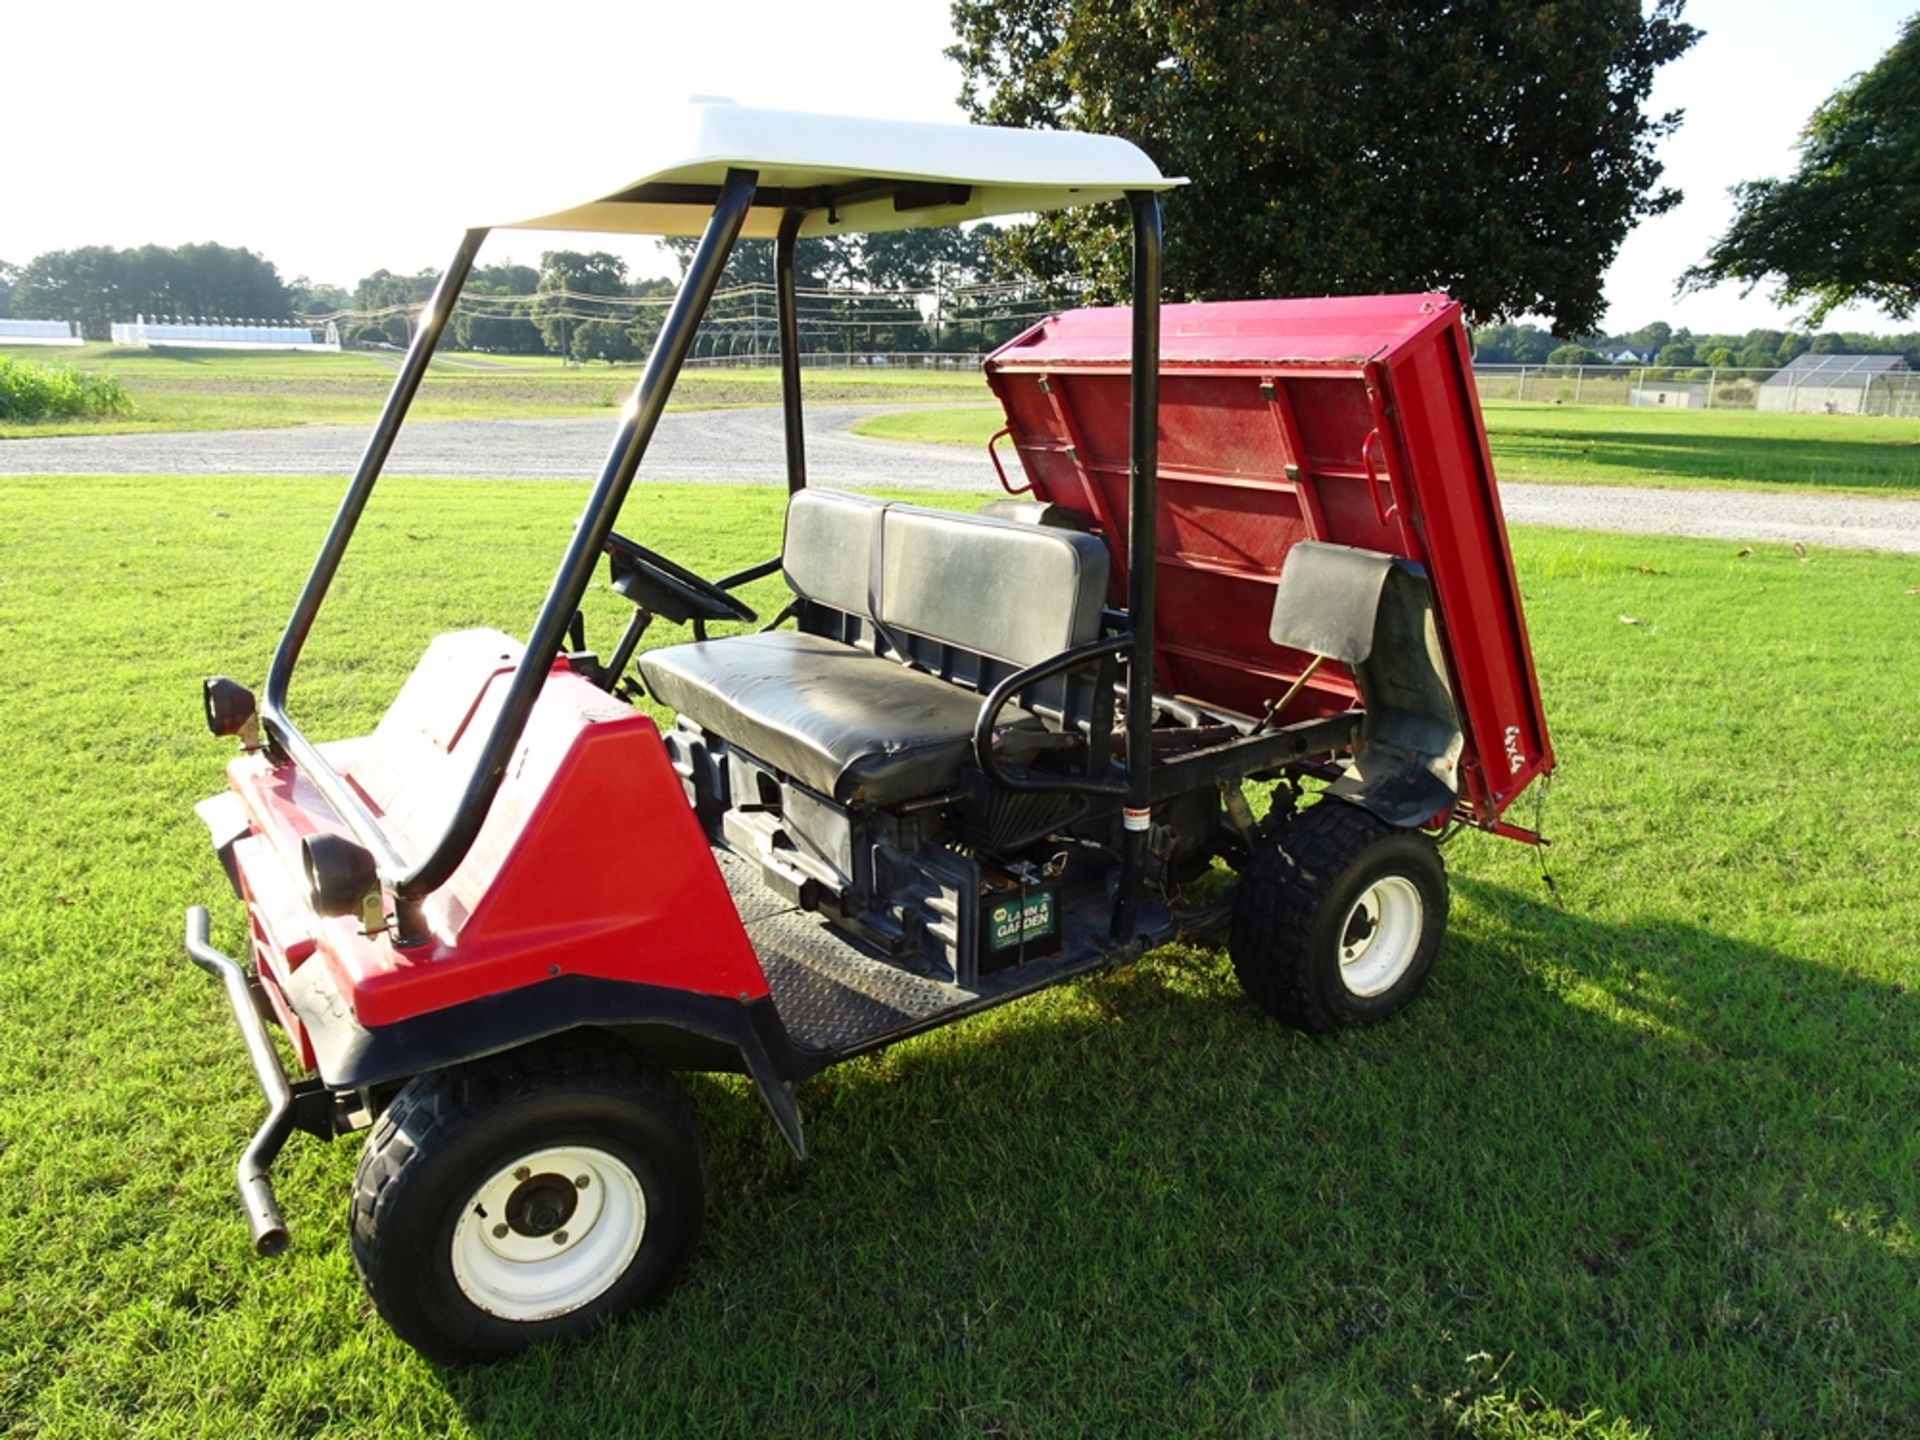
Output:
261,229,485,884
775,211,808,493
970,635,1133,797
1110,190,1162,943
261,169,759,944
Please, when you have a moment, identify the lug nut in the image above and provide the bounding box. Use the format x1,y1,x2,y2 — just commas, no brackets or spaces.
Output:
493,1223,509,1239
513,1166,531,1182
575,1175,590,1190
552,1230,569,1245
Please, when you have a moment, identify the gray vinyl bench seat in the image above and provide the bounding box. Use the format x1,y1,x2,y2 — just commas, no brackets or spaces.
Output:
639,490,1111,807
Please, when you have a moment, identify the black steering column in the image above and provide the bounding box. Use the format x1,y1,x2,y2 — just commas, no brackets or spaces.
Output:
597,531,760,694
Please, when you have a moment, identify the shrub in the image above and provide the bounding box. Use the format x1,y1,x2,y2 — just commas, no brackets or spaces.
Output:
0,358,134,422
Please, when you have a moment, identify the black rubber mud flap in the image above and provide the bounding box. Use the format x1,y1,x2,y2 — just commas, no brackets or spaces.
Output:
280,957,810,1158
1269,542,1464,827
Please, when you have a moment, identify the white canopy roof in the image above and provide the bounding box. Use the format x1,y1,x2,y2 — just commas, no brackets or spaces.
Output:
486,102,1184,239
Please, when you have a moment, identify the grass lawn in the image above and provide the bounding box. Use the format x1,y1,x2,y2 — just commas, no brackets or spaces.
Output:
849,401,1920,497
0,347,987,439
2,474,1919,1437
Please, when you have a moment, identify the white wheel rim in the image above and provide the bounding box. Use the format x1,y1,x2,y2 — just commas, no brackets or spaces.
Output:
1337,875,1424,997
450,1145,646,1322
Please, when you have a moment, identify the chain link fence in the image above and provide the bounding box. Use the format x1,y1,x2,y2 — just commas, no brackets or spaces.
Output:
684,350,986,371
1472,364,1920,417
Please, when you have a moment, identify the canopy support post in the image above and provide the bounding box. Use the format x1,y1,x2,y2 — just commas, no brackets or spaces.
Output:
776,211,808,493
1111,190,1163,945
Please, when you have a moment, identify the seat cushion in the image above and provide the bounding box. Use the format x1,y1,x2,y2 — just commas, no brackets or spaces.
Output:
640,632,1041,806
783,489,1111,666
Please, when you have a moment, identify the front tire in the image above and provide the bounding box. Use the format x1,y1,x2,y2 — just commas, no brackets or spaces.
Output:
1229,800,1448,1032
350,1039,706,1364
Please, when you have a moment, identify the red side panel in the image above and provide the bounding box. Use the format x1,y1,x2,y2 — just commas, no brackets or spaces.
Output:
985,294,1553,823
225,629,767,1028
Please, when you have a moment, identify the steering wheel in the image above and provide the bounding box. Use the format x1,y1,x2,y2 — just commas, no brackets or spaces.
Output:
602,531,757,627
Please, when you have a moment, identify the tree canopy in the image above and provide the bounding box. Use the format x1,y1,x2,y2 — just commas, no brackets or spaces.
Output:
288,277,352,317
661,228,1021,356
12,243,292,340
454,263,541,354
948,0,1698,333
1684,14,1920,324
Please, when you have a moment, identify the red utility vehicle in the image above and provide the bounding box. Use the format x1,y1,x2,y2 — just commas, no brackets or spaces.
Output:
186,104,1550,1363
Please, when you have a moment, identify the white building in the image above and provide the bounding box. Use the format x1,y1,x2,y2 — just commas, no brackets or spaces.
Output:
0,319,82,346
107,317,339,351
1630,381,1706,409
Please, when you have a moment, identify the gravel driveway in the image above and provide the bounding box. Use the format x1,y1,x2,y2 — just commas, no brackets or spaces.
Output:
6,405,1918,554
0,406,972,487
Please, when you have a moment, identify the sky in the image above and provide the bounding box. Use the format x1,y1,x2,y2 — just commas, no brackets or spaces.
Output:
4,0,1912,337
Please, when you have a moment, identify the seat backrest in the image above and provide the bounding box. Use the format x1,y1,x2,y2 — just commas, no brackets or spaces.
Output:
783,489,1110,670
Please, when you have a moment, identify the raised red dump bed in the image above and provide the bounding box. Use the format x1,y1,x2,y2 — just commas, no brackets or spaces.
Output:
985,293,1552,827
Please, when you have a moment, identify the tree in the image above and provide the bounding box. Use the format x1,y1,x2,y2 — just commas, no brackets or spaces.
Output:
1629,320,1674,352
162,243,292,319
289,276,352,316
13,242,292,338
1685,15,1920,322
1547,343,1600,368
14,247,126,339
661,233,865,358
535,251,630,355
455,262,542,353
1656,339,1697,367
948,0,1698,333
0,260,17,318
660,234,856,290
1471,322,1557,365
859,228,974,292
343,268,437,348
568,318,640,363
353,267,438,318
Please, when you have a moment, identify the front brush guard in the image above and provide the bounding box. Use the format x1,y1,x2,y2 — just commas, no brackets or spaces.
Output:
184,906,332,1255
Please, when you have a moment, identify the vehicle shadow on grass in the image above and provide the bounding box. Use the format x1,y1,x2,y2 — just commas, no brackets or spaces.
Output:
442,883,1920,1437
1491,426,1920,492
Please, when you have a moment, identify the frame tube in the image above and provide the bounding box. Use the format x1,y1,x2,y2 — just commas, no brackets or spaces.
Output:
262,172,758,941
1110,191,1162,943
971,635,1133,796
261,231,484,880
775,211,808,493
390,167,758,929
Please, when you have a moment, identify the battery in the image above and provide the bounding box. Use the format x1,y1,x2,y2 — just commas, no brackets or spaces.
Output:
977,875,1061,975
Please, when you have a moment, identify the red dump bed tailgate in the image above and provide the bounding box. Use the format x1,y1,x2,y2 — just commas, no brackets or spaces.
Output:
985,294,1552,825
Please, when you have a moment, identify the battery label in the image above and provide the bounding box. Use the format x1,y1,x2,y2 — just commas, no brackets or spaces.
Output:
987,892,1055,951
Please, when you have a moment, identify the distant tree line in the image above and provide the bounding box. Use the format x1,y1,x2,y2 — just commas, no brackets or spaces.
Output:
1472,318,1920,373
12,237,1917,372
342,227,1030,362
4,243,296,340
0,228,1034,360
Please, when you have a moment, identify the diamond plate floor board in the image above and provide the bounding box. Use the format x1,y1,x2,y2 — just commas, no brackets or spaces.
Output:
711,843,1173,1059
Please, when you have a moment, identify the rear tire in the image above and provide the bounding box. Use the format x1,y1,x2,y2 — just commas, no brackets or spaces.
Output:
350,1039,706,1364
1229,800,1447,1032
